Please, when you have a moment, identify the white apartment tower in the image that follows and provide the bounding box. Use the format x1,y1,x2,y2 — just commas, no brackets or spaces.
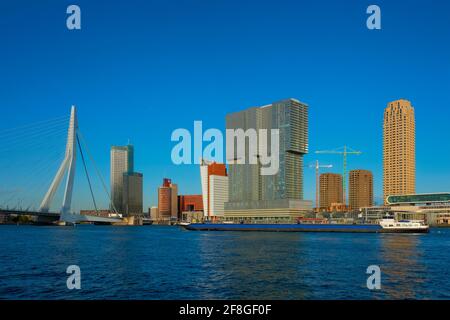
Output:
200,159,228,220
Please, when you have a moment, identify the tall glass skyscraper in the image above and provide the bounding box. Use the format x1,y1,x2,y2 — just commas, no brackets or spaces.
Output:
110,145,134,214
123,172,143,216
224,98,312,221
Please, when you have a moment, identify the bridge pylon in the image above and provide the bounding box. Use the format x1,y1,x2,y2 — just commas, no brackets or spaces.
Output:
39,106,77,223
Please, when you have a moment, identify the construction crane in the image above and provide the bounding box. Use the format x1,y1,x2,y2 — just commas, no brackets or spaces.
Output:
315,146,362,206
308,160,333,213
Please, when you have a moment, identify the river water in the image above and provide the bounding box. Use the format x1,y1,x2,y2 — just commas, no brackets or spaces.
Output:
0,225,449,299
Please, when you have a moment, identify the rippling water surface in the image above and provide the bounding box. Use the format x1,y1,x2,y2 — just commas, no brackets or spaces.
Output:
0,225,449,299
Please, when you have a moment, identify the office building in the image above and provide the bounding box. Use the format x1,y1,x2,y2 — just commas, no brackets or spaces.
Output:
383,99,415,203
200,159,228,220
320,173,343,211
123,172,143,216
178,195,203,214
110,145,134,213
224,98,312,221
110,144,143,216
178,195,203,221
349,170,373,211
158,178,178,220
149,206,159,220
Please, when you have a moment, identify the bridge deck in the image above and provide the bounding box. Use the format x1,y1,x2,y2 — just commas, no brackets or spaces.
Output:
0,209,60,217
0,209,123,224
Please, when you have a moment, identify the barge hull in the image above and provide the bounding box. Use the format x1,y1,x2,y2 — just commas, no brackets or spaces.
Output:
184,223,429,233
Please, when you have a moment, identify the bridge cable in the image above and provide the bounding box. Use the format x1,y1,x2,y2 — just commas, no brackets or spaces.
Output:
0,115,69,138
76,133,98,213
77,130,119,214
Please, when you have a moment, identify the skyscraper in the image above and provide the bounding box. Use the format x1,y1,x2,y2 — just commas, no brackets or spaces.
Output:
383,99,416,203
319,173,343,211
200,159,228,220
349,170,373,210
158,178,178,220
110,145,134,213
123,172,143,216
224,98,312,221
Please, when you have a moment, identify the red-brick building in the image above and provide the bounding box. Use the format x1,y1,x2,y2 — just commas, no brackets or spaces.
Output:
177,195,203,220
158,178,178,220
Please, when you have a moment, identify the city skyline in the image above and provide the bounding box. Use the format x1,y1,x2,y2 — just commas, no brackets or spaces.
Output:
3,0,450,306
0,94,444,211
1,1,449,211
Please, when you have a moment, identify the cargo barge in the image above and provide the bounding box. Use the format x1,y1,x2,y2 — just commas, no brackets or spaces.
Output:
182,218,429,233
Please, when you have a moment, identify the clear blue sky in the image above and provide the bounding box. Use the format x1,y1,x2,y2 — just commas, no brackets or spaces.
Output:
1,0,449,211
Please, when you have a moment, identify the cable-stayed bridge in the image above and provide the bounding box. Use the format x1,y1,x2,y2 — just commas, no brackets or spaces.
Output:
0,106,122,225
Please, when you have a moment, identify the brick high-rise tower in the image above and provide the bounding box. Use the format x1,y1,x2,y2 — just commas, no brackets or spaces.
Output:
319,173,343,211
158,178,178,220
349,170,373,210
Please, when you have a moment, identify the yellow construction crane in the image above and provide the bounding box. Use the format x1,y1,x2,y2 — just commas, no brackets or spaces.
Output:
308,160,332,212
315,146,362,206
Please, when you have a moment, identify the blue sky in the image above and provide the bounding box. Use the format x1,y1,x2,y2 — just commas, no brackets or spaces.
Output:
0,0,449,211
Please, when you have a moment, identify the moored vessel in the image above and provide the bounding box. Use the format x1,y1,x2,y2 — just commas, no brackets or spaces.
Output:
379,217,429,233
182,217,429,233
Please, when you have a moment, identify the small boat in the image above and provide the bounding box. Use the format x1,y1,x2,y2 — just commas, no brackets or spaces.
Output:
379,217,429,233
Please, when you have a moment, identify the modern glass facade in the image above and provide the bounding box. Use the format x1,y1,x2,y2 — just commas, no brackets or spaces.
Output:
387,193,450,205
110,145,134,214
226,107,261,203
123,172,143,216
225,98,311,218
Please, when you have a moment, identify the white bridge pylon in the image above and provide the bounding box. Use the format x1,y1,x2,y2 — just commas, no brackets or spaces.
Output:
39,106,78,222
38,106,122,224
